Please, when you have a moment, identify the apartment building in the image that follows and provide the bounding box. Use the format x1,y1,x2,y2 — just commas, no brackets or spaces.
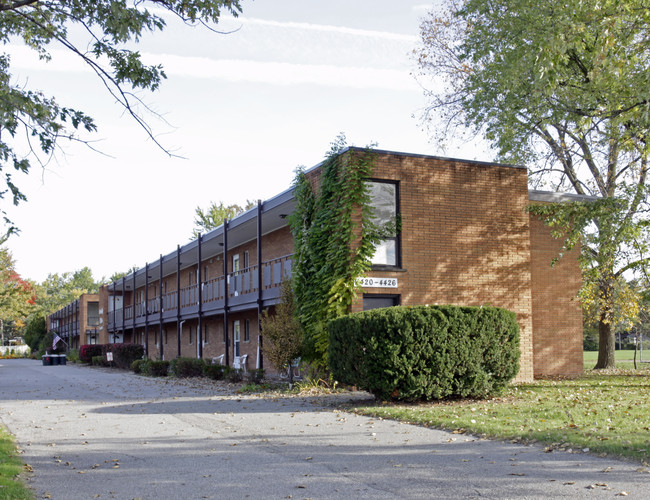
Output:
47,294,100,350
48,148,587,380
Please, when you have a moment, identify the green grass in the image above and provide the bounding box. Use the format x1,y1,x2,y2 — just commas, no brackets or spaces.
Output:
584,349,650,371
352,371,650,464
0,427,34,500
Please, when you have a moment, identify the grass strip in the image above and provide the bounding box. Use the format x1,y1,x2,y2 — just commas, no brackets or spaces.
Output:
352,371,650,464
0,426,33,500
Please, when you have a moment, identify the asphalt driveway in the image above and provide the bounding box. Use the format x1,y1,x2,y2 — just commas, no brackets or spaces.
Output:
1,359,648,499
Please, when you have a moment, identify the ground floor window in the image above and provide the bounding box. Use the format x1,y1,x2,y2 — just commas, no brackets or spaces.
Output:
363,294,400,311
244,319,250,342
204,323,210,344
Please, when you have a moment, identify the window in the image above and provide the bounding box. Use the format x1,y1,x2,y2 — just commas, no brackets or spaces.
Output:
244,319,250,342
232,254,240,272
155,329,158,347
244,250,250,269
368,180,399,267
204,265,209,282
204,323,210,344
189,324,193,344
363,294,400,311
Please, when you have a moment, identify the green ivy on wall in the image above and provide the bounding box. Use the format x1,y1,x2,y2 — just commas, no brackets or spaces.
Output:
289,136,396,368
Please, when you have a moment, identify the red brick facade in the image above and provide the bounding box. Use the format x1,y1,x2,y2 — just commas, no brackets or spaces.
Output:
52,148,585,380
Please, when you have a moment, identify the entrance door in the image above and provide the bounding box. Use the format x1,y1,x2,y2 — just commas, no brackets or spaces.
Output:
233,320,241,357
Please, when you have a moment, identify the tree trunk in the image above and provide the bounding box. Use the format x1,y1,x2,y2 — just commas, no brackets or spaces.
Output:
594,315,616,369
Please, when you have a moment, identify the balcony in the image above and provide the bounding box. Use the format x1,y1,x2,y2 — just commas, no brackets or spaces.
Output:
109,254,292,330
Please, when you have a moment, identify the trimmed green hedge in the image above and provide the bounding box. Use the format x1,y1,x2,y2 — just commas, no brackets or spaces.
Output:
80,344,144,369
147,360,170,377
170,357,205,377
328,305,520,401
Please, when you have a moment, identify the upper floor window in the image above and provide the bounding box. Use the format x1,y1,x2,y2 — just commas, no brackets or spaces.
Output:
368,180,399,267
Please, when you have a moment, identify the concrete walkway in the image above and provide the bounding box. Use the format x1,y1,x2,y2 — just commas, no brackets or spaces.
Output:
1,359,648,499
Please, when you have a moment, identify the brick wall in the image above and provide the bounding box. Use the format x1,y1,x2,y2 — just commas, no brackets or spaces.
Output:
354,151,535,381
529,213,584,377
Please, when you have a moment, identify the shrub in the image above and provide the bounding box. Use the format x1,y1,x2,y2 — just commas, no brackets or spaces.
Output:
131,359,148,374
170,357,205,377
246,368,265,384
147,360,170,377
225,367,243,383
328,305,520,401
91,355,107,366
103,343,144,369
66,349,80,363
80,344,103,364
203,364,226,380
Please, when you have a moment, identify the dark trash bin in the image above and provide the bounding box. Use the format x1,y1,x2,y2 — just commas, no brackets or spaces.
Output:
51,354,61,365
59,355,67,365
42,355,53,366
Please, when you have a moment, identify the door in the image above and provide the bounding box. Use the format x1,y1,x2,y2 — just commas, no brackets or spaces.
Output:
233,320,241,357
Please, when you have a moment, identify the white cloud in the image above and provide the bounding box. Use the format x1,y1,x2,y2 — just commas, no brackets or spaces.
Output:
7,44,418,92
151,54,418,91
238,17,417,43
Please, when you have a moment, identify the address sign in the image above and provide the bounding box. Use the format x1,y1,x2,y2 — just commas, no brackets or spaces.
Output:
359,277,398,288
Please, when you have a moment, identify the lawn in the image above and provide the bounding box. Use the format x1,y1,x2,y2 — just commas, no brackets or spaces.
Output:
584,350,650,371
353,368,650,464
0,426,33,500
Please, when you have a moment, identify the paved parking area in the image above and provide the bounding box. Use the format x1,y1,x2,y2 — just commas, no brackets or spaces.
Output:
1,359,649,499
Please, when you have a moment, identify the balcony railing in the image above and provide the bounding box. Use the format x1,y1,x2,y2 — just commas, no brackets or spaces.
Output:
109,255,293,327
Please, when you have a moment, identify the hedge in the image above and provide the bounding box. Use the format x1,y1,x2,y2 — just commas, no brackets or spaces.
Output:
147,360,170,377
80,344,144,369
80,344,103,364
170,357,205,377
328,305,520,401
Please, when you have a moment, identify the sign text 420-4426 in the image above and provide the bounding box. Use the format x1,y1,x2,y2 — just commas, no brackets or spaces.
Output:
360,277,398,288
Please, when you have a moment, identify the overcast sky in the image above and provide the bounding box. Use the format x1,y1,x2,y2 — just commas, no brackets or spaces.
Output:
5,0,489,283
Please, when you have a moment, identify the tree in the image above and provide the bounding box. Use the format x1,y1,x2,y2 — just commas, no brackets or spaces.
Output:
35,266,102,315
416,0,650,369
192,200,256,238
0,247,36,345
260,280,304,384
1,1,242,240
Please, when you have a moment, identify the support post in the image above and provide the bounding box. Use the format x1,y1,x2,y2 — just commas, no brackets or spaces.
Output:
144,263,149,358
257,199,264,369
223,219,229,367
197,233,203,359
177,244,182,358
159,254,164,360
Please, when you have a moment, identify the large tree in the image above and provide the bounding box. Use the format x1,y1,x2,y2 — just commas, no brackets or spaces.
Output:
0,0,242,240
0,247,36,345
416,0,650,369
35,266,102,314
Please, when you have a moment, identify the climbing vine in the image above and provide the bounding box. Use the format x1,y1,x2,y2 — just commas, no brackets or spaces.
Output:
289,136,396,368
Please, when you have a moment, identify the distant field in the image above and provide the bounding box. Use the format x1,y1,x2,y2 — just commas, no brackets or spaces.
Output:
584,349,650,370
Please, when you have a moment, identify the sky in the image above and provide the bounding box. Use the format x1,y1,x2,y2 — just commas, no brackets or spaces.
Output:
5,0,490,284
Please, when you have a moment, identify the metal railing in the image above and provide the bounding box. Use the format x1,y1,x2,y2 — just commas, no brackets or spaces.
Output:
108,255,293,327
